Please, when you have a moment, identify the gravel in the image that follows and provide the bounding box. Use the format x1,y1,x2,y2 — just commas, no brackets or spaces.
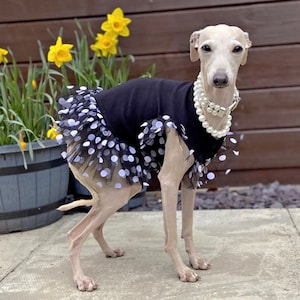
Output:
137,181,300,211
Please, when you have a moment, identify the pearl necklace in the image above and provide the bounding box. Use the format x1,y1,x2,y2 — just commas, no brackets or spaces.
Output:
193,73,240,139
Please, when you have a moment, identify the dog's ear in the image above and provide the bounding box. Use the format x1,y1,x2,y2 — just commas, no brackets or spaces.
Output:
241,31,252,65
190,30,201,62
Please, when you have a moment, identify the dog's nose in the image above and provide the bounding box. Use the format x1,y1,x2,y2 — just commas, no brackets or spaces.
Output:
213,73,229,88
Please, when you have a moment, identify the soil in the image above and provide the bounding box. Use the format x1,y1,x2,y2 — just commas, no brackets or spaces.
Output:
135,181,300,211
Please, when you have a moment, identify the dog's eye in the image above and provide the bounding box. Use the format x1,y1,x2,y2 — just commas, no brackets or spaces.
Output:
232,45,243,53
201,44,211,52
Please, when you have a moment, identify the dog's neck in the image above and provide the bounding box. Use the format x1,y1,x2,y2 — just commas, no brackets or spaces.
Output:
193,73,240,139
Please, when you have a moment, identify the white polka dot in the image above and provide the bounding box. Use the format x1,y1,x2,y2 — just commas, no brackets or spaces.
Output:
207,172,215,180
88,148,95,155
158,148,165,155
128,155,134,162
225,169,231,175
118,169,126,177
87,117,94,123
132,176,139,183
111,155,118,163
144,156,151,163
90,122,98,129
61,151,67,159
108,141,115,148
70,130,78,137
88,134,95,141
219,154,227,162
230,137,237,144
67,119,76,126
115,183,122,189
83,141,90,147
100,170,108,177
129,146,136,154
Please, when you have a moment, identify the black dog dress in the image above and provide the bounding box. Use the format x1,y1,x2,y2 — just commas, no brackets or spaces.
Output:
56,78,230,189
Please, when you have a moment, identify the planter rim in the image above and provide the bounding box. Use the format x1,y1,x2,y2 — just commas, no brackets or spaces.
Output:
0,140,61,155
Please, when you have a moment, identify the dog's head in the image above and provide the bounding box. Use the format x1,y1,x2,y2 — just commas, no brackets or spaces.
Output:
190,24,252,88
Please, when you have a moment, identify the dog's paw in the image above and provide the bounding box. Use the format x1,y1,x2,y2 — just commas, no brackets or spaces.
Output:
75,275,97,292
105,247,125,258
177,267,200,282
189,257,211,270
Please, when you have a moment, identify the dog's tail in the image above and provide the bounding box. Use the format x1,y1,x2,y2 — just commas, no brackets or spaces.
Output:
57,199,94,211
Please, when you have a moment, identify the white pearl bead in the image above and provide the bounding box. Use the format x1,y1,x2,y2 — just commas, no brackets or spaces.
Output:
199,115,205,122
202,121,209,128
207,126,213,133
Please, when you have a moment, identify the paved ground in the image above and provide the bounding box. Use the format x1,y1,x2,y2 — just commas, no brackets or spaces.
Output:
0,209,300,300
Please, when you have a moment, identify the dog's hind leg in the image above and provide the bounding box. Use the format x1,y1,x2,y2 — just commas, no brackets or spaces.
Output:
67,183,139,291
92,183,140,258
93,223,124,258
181,176,210,270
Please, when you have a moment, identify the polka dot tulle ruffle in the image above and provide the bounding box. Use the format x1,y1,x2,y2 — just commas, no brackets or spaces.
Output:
56,86,238,189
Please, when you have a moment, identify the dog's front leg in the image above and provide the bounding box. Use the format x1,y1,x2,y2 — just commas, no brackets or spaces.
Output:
158,129,200,282
181,177,210,271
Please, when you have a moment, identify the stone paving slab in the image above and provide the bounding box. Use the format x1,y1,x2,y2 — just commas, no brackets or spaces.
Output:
0,209,299,299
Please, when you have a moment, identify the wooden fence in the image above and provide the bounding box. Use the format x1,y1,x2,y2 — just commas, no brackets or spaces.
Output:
1,0,300,187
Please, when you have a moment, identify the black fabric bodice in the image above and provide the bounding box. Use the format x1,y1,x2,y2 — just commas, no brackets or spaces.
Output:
96,78,224,164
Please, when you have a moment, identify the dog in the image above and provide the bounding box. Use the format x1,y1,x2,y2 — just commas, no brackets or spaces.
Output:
56,24,252,291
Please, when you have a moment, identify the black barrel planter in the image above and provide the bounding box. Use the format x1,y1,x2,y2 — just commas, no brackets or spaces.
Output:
0,140,69,233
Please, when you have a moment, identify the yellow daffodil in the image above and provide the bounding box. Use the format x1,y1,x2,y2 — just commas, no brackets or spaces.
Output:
90,32,118,57
46,127,59,140
47,117,59,140
47,37,73,68
0,48,8,64
18,133,26,152
31,79,37,90
101,7,131,37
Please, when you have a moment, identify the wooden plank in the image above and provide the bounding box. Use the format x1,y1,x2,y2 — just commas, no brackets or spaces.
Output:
149,167,300,190
206,167,300,187
1,1,300,62
213,128,300,171
0,0,279,23
233,87,300,130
